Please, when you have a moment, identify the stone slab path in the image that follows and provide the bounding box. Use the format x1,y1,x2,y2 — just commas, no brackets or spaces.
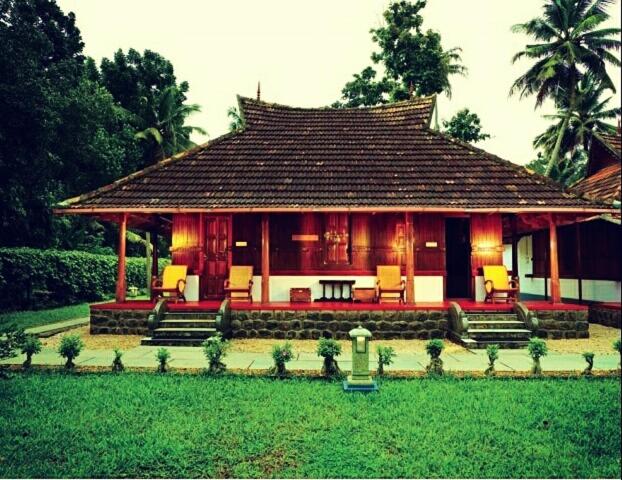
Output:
25,317,89,338
2,344,619,372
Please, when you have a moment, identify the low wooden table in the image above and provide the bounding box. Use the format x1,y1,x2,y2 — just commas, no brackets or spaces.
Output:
316,279,356,302
353,287,376,303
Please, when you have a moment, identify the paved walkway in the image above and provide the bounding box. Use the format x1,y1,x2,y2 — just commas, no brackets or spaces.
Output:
2,344,620,372
25,317,89,337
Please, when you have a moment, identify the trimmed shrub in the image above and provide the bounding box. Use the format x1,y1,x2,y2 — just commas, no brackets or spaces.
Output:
376,345,396,375
614,339,621,369
316,337,342,378
582,352,594,376
485,344,499,377
0,328,25,378
203,335,230,375
270,342,294,377
112,348,124,373
156,348,170,373
0,247,169,311
21,334,42,369
528,338,548,375
425,339,445,376
58,334,84,369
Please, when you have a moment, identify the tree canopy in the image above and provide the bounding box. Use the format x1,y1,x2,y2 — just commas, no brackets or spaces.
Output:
334,0,465,107
511,0,621,176
442,109,491,143
0,0,202,251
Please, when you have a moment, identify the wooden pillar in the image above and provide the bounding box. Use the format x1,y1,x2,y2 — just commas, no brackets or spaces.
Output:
511,215,519,277
115,213,128,303
404,212,415,304
575,221,583,304
261,213,270,304
149,230,158,300
548,214,561,304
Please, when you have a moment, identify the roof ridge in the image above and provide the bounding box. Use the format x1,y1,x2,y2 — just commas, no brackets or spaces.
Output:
56,131,239,207
238,95,435,113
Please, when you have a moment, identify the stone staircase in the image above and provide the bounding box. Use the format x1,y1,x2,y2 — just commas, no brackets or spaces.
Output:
141,311,219,346
459,312,532,349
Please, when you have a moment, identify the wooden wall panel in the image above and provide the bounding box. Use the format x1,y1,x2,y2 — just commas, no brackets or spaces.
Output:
351,213,372,270
171,213,201,274
414,214,445,271
532,220,620,280
470,213,503,274
232,213,262,272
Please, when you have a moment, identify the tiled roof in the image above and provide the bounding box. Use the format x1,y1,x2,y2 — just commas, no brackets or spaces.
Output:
571,162,621,204
59,96,610,212
570,133,621,204
599,133,621,158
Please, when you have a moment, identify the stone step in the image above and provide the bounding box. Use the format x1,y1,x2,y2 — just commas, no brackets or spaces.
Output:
140,337,212,347
153,327,217,339
467,328,532,341
466,314,519,322
460,338,530,349
467,320,525,330
160,319,217,329
163,312,218,321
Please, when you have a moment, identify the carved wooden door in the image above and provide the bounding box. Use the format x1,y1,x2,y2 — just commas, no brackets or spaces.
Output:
203,215,231,299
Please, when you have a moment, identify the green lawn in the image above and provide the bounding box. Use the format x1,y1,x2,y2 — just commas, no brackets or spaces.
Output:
1,374,620,478
0,303,89,332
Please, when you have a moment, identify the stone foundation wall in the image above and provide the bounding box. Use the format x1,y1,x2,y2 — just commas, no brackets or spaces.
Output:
230,310,449,340
535,310,589,339
588,305,621,328
90,308,150,335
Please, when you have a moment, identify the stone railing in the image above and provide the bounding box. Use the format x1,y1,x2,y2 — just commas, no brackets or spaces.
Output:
147,299,168,331
215,298,232,337
448,302,469,340
514,302,539,333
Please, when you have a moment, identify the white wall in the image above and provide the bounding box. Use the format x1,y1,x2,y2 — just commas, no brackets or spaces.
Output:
249,275,445,303
515,235,621,302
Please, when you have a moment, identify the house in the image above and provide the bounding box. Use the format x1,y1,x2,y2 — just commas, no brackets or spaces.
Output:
516,132,621,307
55,95,616,344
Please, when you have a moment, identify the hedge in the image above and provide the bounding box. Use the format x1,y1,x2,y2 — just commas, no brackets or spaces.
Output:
0,248,169,311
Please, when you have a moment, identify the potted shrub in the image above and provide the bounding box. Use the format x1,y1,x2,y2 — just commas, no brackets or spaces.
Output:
376,345,396,375
21,334,42,369
316,337,342,378
425,339,445,376
58,334,84,370
203,334,230,375
485,344,499,377
527,338,548,375
112,348,124,373
156,348,171,373
582,351,594,376
270,342,294,377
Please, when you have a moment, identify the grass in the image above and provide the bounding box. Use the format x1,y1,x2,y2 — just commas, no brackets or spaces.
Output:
0,303,89,332
1,373,620,478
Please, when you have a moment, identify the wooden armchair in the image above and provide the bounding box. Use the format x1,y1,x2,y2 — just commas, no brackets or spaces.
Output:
151,265,187,303
224,266,254,303
483,265,519,303
376,265,405,304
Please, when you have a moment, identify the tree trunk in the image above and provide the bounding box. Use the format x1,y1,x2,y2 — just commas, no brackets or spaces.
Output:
545,74,577,176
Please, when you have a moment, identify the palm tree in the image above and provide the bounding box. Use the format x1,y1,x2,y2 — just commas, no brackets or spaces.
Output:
135,86,207,161
510,0,621,175
439,47,468,98
227,106,244,132
534,74,620,155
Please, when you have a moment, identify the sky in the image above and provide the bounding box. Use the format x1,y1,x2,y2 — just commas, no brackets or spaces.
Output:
57,0,621,166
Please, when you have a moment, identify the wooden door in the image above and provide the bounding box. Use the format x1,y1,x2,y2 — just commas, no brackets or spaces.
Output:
203,215,231,299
